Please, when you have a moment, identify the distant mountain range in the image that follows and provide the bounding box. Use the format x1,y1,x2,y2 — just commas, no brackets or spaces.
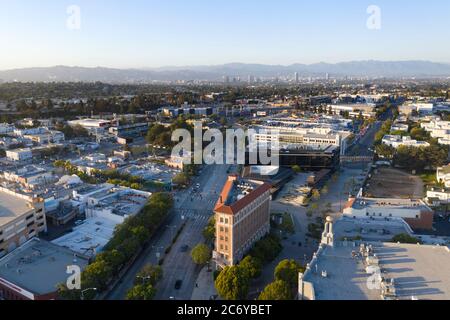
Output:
1,60,450,83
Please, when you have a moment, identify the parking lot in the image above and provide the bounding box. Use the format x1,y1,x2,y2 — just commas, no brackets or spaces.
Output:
365,167,424,199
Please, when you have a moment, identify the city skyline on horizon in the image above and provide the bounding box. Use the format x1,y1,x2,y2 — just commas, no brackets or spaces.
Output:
2,59,450,72
1,0,450,70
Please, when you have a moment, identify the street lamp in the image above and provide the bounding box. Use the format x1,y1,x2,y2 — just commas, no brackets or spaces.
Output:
80,287,97,300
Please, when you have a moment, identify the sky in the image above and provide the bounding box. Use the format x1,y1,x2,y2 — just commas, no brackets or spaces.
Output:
0,0,449,70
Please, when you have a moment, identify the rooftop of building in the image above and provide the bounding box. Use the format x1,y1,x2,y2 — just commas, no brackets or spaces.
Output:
374,243,450,300
0,238,89,296
333,216,411,242
305,216,450,300
0,191,34,226
90,188,151,217
305,244,381,300
305,241,450,300
351,197,432,212
52,217,118,258
3,164,51,178
214,176,271,215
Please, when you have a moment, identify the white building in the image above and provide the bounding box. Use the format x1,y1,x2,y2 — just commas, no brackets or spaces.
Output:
6,148,33,162
0,124,15,135
421,120,450,145
382,135,430,149
343,197,434,230
426,187,450,206
2,165,55,189
254,126,350,155
327,104,376,119
68,119,114,139
436,165,450,188
391,123,409,132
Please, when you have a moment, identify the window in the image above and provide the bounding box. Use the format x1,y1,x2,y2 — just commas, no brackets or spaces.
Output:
26,214,34,220
26,222,34,228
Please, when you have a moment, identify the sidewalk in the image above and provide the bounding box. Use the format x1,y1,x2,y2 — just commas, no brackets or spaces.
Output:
191,266,217,300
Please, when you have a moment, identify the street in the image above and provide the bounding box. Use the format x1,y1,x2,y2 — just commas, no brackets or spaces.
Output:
106,163,232,300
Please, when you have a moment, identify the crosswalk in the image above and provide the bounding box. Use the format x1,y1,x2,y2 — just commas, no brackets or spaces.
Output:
180,210,212,221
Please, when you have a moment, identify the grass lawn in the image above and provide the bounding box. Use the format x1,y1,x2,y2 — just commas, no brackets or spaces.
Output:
419,171,437,186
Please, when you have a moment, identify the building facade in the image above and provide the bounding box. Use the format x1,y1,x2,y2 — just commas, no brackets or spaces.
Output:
213,176,272,268
0,189,46,258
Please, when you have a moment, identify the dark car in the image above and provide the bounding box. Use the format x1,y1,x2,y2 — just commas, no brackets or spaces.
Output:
175,280,183,290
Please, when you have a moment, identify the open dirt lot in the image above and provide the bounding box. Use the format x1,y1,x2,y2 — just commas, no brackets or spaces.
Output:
365,167,424,199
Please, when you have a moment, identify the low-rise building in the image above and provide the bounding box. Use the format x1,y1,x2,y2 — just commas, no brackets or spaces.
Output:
426,187,450,206
343,197,434,230
0,238,89,300
327,103,376,119
213,176,272,268
298,217,450,300
0,123,15,135
52,216,119,258
421,120,450,145
437,164,450,187
1,165,55,189
382,135,430,149
6,148,32,162
391,123,409,132
84,186,151,223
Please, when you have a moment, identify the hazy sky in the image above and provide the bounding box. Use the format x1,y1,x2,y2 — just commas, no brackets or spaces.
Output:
1,0,449,70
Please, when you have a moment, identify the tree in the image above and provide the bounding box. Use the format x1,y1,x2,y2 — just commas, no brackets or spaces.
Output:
274,259,304,289
126,284,156,300
135,264,163,286
375,144,395,159
247,234,283,264
56,283,81,300
202,216,216,242
172,172,190,186
292,165,301,173
81,259,113,291
239,256,262,279
392,234,422,244
258,280,293,300
215,266,249,300
191,243,212,265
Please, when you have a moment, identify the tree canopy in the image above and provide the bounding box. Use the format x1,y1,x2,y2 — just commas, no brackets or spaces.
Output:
215,266,249,300
191,243,212,265
258,280,293,301
274,259,304,289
